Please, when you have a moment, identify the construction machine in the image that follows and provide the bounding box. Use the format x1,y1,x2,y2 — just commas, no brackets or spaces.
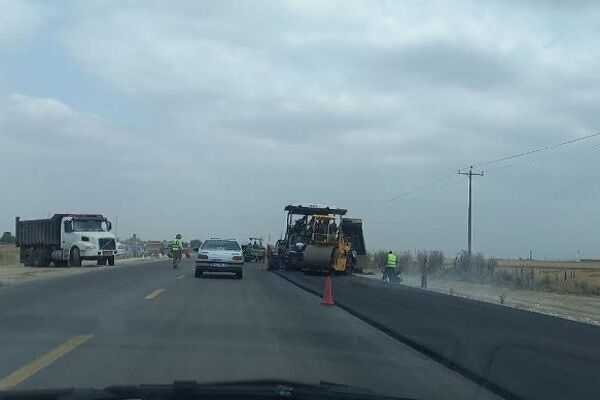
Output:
267,204,366,274
242,237,266,262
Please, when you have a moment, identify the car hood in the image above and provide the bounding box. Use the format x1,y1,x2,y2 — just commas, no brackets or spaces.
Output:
0,379,415,400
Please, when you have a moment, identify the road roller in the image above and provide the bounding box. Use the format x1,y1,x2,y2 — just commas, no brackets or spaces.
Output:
268,204,366,274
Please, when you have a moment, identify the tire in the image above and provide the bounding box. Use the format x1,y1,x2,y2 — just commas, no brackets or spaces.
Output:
33,248,50,268
23,249,34,267
97,258,107,266
69,247,81,267
108,256,115,266
54,260,68,267
236,271,243,279
194,269,202,278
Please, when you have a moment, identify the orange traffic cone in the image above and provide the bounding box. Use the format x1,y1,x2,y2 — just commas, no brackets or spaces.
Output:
321,275,335,306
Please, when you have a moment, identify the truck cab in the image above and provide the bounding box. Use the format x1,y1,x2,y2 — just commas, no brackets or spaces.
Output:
61,215,117,266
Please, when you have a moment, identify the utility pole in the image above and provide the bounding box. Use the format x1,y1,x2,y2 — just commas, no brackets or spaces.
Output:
458,166,484,258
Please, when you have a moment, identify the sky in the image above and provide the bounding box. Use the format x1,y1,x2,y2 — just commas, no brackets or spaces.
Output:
1,0,600,259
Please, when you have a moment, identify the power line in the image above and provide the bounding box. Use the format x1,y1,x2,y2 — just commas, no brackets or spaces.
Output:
466,131,600,169
356,131,600,211
355,173,456,210
486,141,600,173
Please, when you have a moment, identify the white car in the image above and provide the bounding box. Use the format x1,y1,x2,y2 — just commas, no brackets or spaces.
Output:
195,238,244,279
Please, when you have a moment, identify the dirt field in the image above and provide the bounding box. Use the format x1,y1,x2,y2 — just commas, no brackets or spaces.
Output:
495,259,600,294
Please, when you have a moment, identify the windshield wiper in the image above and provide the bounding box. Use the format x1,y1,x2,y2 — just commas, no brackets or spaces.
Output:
0,379,416,400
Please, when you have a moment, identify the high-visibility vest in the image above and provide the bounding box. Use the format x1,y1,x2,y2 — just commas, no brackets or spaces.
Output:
171,239,182,251
386,253,397,267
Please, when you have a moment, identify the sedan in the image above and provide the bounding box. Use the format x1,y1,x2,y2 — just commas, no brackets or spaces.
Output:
195,238,244,279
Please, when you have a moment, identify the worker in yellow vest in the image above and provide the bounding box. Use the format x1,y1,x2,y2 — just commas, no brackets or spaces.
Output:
382,250,397,283
170,234,183,269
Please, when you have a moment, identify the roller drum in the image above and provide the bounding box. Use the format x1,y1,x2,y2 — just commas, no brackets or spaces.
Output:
302,245,335,268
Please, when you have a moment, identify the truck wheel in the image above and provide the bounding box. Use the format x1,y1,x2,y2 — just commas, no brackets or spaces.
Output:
23,249,34,267
97,258,106,266
33,249,50,268
108,256,115,266
54,260,68,267
69,247,81,267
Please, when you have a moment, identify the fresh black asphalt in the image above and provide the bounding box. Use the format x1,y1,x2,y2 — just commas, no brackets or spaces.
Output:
276,271,600,400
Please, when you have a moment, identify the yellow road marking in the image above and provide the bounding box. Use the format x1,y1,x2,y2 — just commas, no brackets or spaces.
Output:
176,274,185,280
0,335,92,390
145,288,165,299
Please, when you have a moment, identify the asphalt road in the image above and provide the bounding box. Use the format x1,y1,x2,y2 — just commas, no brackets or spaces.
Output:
276,271,600,400
0,260,499,400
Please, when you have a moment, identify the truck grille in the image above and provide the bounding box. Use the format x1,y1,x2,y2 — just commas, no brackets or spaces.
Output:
99,238,116,250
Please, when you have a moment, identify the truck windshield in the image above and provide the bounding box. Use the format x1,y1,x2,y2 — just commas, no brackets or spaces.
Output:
73,219,105,232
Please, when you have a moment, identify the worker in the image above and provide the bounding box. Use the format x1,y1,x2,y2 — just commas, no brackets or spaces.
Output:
293,216,308,233
329,220,338,237
382,250,397,284
170,234,184,269
421,253,429,288
308,217,316,238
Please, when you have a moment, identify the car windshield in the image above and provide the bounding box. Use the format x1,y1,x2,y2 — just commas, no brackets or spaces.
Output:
201,240,240,251
3,3,600,400
73,219,105,232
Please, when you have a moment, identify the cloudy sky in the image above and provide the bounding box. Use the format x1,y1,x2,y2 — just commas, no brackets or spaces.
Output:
1,0,600,259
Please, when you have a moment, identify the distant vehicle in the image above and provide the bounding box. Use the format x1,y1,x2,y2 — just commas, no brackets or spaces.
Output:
115,242,128,257
15,214,117,267
241,237,266,262
195,238,244,279
145,241,166,257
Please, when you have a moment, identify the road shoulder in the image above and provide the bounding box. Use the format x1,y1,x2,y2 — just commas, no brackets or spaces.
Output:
0,258,160,287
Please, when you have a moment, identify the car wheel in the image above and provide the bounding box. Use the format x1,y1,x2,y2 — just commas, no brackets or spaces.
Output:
108,256,115,266
237,271,243,279
195,269,202,278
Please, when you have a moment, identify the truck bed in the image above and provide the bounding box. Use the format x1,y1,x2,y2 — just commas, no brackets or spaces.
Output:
15,216,62,247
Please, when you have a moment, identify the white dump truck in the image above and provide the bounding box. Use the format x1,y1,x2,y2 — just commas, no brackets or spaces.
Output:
15,213,117,267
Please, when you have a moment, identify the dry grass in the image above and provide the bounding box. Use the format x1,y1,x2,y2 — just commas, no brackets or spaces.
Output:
496,259,600,292
0,245,19,267
497,259,600,269
494,264,600,296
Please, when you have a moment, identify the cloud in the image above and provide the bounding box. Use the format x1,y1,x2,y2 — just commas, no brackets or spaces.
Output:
0,0,43,49
3,1,600,256
0,93,190,176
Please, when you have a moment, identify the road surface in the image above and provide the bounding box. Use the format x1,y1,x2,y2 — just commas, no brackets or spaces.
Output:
276,271,600,400
0,260,498,400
